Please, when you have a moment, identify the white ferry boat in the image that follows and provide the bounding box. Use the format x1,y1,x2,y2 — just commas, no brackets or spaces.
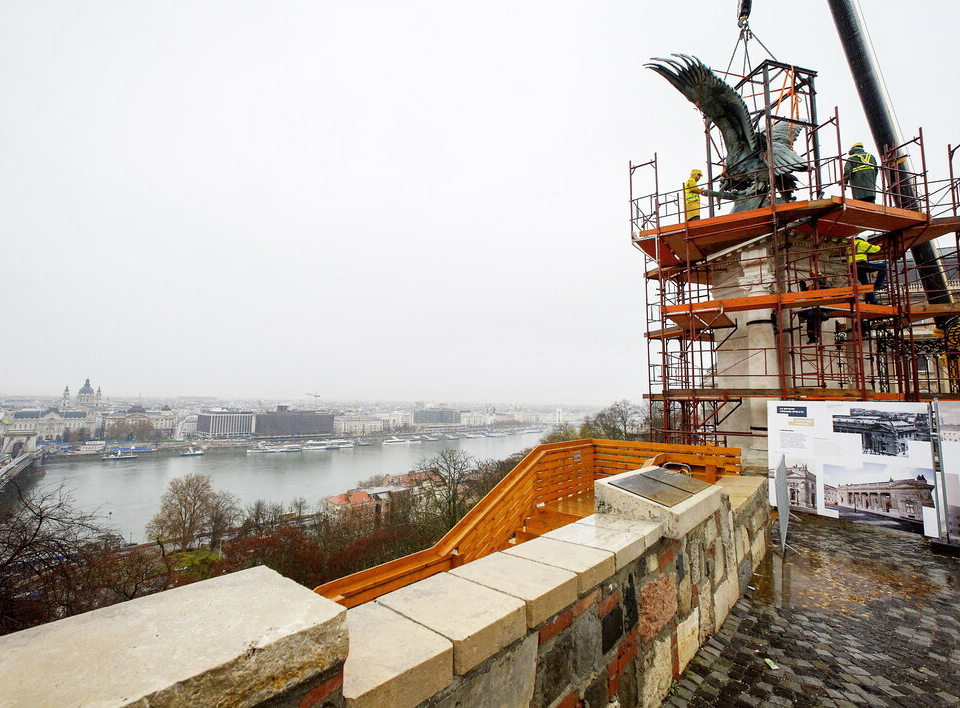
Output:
382,437,421,445
246,442,303,454
179,447,205,457
102,451,138,461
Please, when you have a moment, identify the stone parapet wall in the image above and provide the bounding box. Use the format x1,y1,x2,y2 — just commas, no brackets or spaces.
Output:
0,475,770,708
344,475,770,708
0,566,350,708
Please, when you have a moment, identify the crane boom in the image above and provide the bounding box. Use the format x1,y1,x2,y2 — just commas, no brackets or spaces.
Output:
826,0,951,306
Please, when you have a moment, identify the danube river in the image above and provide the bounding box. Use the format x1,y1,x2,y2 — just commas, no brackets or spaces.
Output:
29,432,545,543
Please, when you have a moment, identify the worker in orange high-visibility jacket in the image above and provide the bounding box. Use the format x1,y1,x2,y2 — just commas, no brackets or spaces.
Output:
850,235,886,304
684,169,704,220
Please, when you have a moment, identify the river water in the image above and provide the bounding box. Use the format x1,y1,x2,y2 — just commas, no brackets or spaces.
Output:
28,432,544,543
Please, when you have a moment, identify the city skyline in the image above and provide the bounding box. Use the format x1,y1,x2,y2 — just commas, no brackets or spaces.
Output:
1,376,605,411
2,2,957,404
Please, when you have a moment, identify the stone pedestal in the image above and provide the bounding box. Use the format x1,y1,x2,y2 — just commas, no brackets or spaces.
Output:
712,244,780,471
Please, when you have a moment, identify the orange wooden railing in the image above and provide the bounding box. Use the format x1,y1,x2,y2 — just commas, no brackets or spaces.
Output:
314,438,740,607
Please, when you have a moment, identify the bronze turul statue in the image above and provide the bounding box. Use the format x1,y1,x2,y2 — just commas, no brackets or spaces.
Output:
646,54,808,212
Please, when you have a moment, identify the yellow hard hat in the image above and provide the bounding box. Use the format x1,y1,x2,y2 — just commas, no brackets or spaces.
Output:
690,169,702,177
850,142,864,150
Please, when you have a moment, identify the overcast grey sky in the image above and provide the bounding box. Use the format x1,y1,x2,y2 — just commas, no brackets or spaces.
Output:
2,1,958,404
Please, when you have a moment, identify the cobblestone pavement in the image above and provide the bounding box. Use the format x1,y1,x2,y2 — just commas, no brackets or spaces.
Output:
665,514,960,707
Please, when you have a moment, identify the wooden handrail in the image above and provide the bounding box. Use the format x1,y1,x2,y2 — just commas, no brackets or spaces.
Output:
314,439,740,607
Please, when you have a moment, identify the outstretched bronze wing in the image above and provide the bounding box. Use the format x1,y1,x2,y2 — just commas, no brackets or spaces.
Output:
645,54,760,180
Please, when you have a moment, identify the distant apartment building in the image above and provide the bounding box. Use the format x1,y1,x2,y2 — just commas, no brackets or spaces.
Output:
461,412,488,427
103,406,178,437
1,378,106,441
176,415,198,440
197,410,255,437
323,485,409,525
3,408,98,441
256,406,334,436
373,411,411,431
334,415,384,435
413,408,461,426
517,410,548,423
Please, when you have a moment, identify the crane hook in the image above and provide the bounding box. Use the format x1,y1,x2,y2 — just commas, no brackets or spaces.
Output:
737,0,752,28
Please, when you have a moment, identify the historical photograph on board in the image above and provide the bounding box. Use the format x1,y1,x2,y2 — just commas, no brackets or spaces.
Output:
767,459,818,513
831,407,931,458
822,462,935,534
934,401,960,541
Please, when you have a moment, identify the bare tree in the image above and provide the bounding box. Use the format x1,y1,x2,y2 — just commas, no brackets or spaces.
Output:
414,449,475,536
207,491,241,551
290,496,309,519
469,451,526,500
539,424,582,444
0,483,107,634
242,499,285,536
145,473,216,551
581,400,644,441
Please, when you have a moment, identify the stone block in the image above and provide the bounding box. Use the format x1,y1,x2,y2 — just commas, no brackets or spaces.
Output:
703,513,718,546
577,514,662,548
543,519,647,570
623,573,639,631
646,553,659,574
697,582,716,642
601,603,624,655
343,603,452,708
595,469,723,539
450,551,577,628
639,636,673,708
378,572,526,675
712,539,726,587
714,474,768,515
678,571,692,616
0,566,347,708
503,537,615,595
751,506,769,533
639,573,678,642
750,528,768,570
737,557,753,595
676,608,700,672
434,634,537,708
534,631,573,706
573,610,603,678
712,577,738,631
689,540,702,585
736,525,750,564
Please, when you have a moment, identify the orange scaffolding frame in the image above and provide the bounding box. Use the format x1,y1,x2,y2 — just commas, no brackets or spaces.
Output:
630,58,960,446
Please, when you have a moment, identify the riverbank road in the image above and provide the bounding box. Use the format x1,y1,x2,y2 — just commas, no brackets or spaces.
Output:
665,514,960,707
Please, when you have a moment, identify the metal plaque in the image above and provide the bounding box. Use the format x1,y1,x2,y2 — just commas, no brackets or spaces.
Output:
609,474,691,507
643,467,711,494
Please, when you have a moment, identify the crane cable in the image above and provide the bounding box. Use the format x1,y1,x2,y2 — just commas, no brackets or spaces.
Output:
725,1,777,80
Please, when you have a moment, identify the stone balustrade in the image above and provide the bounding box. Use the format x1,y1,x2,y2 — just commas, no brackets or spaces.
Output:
0,474,770,708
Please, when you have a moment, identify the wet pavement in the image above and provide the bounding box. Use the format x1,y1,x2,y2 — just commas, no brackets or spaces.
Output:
665,514,960,707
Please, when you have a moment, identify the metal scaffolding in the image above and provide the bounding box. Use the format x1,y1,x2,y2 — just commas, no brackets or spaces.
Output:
630,59,960,449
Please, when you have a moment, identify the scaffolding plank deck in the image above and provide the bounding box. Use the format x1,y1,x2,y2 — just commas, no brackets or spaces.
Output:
661,286,884,324
902,302,960,321
634,197,928,266
651,387,881,400
896,215,960,254
646,327,716,341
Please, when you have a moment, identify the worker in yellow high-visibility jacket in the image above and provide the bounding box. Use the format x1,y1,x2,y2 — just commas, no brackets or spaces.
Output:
851,235,886,304
684,169,704,221
844,142,878,203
